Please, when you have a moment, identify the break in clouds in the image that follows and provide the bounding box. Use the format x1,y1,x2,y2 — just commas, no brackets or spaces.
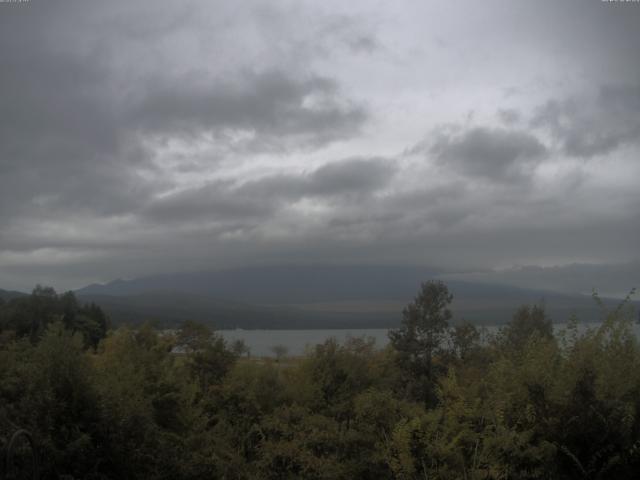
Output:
0,0,639,293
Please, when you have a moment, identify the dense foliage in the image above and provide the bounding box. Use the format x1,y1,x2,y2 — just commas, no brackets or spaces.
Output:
1,282,639,479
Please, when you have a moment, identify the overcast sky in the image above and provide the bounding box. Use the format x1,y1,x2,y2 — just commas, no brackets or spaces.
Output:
1,0,639,294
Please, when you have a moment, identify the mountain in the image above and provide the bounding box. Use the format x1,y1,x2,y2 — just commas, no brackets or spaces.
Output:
76,265,443,303
76,292,398,329
0,288,28,301
75,265,637,329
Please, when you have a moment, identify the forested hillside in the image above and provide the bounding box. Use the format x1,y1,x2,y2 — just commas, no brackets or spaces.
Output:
1,283,639,479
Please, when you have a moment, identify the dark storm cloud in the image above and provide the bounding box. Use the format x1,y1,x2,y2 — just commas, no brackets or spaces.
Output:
236,157,394,200
430,127,547,181
143,181,273,223
0,56,148,222
308,157,395,196
1,0,639,293
531,84,640,158
143,157,396,223
373,183,472,229
129,70,367,149
0,4,155,222
0,0,368,229
240,157,395,200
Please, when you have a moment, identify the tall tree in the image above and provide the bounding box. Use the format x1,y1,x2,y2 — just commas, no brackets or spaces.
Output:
501,304,553,352
389,280,453,404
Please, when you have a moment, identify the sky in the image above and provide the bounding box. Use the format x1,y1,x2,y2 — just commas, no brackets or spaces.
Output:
0,0,639,294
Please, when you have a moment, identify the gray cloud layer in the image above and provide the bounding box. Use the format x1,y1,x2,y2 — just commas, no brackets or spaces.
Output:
532,85,640,158
0,0,639,293
431,127,547,182
143,157,395,223
130,70,366,149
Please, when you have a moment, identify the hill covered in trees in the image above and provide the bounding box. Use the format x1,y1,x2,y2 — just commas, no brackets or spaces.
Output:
1,282,640,479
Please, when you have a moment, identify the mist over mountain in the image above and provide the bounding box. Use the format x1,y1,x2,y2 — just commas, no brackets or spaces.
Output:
73,265,634,329
442,261,640,298
76,265,443,302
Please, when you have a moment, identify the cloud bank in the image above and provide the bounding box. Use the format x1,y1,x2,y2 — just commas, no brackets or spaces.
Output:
0,0,639,293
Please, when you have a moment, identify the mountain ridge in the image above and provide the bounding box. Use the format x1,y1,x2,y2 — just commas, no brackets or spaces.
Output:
72,265,637,329
0,288,28,301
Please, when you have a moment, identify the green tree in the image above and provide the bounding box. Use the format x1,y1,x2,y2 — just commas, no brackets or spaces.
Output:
296,337,376,423
389,280,453,404
93,325,199,479
271,344,289,363
177,320,237,392
176,319,213,352
231,338,250,357
450,321,481,361
0,322,103,479
76,302,109,348
0,287,108,348
501,304,553,353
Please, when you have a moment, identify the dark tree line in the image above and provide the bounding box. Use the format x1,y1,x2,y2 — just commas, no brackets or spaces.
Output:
1,281,639,479
0,285,108,348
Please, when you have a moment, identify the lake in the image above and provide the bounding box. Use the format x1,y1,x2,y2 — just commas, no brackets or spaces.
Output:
219,322,640,357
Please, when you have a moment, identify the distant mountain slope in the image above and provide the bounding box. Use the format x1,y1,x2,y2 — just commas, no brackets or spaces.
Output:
76,265,442,303
76,292,396,329
0,288,28,301
75,266,637,328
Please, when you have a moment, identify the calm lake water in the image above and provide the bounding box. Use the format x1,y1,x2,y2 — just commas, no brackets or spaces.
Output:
219,322,640,357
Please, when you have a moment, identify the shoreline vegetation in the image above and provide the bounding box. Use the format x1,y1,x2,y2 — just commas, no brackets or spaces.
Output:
1,281,639,479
